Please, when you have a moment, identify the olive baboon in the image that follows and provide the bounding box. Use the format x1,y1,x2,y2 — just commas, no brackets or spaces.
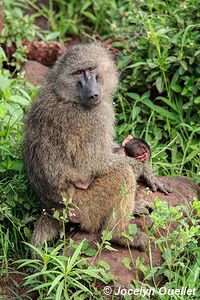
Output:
24,43,171,250
121,135,151,162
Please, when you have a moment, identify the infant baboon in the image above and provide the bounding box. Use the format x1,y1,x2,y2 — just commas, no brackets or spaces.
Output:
24,43,171,250
116,135,151,163
124,136,151,162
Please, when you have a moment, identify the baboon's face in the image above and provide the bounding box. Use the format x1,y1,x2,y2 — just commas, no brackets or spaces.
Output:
73,66,101,110
53,44,118,107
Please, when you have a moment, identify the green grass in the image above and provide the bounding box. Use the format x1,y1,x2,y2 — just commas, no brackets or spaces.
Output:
0,0,199,298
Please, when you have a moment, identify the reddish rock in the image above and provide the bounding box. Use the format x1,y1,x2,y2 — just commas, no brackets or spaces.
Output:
22,60,49,85
3,38,122,69
24,40,67,66
23,39,121,66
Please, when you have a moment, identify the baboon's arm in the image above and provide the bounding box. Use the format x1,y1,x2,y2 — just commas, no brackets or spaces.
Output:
95,153,144,178
95,154,171,194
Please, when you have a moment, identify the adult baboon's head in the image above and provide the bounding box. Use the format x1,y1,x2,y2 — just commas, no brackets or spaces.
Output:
48,43,119,110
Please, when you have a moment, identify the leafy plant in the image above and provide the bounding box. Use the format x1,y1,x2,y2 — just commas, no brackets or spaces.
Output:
0,0,45,67
130,198,200,300
16,240,108,299
23,0,119,40
0,47,38,266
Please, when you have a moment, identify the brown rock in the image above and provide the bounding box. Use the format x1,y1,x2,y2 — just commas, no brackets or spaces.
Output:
70,176,199,286
24,41,67,66
3,38,121,68
22,60,49,85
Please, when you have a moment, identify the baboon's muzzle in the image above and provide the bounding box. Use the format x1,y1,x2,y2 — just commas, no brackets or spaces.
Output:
79,71,101,109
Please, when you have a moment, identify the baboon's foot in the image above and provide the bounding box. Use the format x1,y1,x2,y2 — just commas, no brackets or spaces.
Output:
113,229,148,251
30,215,60,253
134,200,153,215
132,230,148,251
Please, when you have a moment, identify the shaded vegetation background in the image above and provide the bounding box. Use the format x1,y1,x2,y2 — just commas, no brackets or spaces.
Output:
0,0,199,299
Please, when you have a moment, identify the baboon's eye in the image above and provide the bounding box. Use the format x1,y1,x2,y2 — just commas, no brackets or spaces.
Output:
88,67,95,72
74,70,83,75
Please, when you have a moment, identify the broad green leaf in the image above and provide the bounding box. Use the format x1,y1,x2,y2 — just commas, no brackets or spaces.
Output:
194,50,200,57
194,96,200,104
181,87,188,96
0,74,10,91
84,247,97,256
180,61,187,70
141,91,150,100
0,47,7,60
185,149,200,162
23,227,31,239
127,62,146,68
10,159,24,172
102,230,112,241
171,71,179,85
131,107,141,122
123,257,131,270
97,259,110,270
55,281,64,299
80,1,92,12
45,32,60,41
147,62,158,68
47,274,63,295
81,239,89,251
126,93,140,102
166,56,177,63
171,83,182,93
0,103,8,119
9,95,30,106
128,223,137,235
156,76,164,93
105,244,118,251
82,11,96,22
143,99,178,120
67,240,84,269
156,96,177,111
18,88,31,101
6,103,23,126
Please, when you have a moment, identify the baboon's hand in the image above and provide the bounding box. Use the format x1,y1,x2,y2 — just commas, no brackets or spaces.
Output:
143,166,172,195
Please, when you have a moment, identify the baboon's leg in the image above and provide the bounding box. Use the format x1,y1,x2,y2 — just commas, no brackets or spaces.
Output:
62,165,148,250
31,214,61,248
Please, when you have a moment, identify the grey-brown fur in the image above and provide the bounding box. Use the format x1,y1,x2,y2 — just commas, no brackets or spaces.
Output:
24,43,170,250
